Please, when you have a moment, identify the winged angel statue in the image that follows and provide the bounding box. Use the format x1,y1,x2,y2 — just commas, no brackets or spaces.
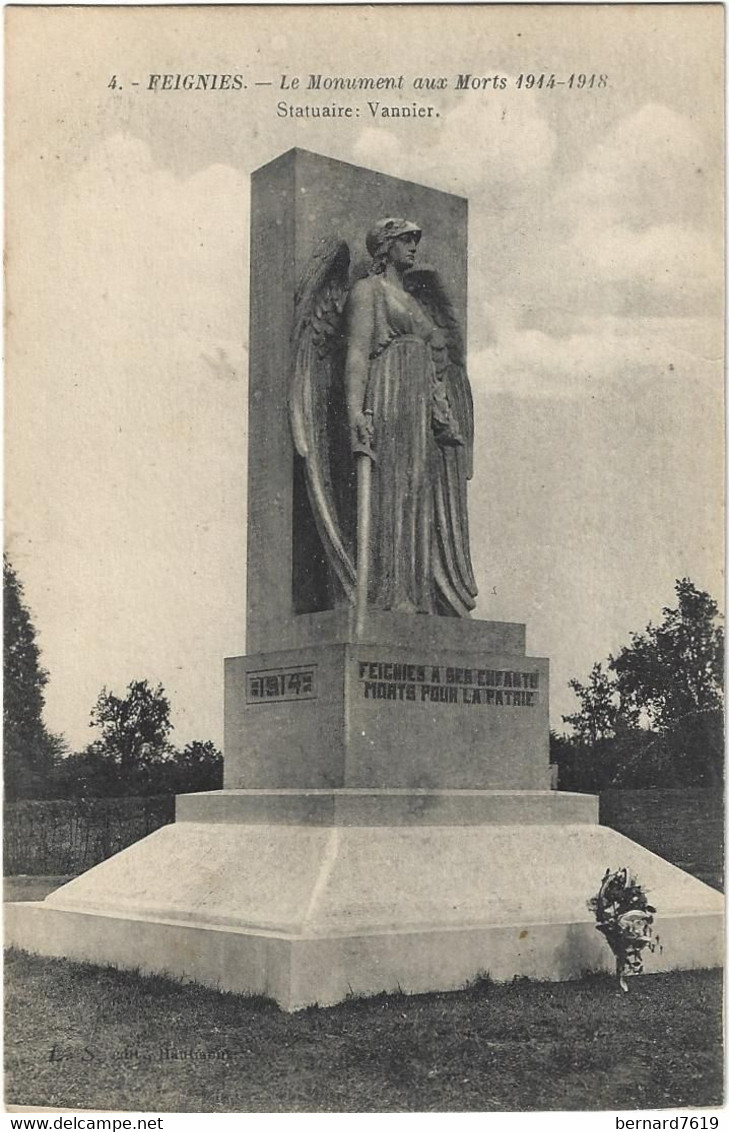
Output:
291,218,478,628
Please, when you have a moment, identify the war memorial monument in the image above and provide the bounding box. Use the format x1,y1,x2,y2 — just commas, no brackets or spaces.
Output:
6,150,723,1010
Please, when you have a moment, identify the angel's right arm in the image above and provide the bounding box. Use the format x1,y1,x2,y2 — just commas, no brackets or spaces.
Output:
343,279,375,435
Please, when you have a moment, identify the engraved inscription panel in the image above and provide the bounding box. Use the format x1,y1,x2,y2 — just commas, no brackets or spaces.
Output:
357,660,540,708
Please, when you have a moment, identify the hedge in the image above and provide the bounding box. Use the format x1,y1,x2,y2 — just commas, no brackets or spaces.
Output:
4,796,175,876
4,789,723,890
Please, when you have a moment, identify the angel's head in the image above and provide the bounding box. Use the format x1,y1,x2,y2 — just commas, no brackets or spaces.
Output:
366,218,422,274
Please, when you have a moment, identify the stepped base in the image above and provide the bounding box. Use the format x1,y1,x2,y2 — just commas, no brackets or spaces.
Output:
5,791,723,1010
6,903,722,1013
176,788,598,826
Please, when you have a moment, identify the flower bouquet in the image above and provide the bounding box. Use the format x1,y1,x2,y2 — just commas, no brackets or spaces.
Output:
587,867,658,991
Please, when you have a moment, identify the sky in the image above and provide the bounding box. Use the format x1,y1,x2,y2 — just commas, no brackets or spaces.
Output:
5,5,724,753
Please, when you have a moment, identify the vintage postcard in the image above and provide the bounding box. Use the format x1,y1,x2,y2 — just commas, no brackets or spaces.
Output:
4,3,724,1117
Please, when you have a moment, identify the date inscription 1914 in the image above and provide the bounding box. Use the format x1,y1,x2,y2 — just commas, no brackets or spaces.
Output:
247,666,317,704
358,661,539,707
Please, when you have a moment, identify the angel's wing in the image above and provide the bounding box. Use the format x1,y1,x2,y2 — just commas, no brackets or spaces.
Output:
405,267,474,476
405,267,478,614
290,237,356,601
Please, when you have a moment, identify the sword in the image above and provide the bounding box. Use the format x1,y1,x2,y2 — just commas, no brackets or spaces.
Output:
354,406,374,639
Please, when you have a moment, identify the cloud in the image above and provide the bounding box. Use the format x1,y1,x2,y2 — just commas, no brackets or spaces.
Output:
470,311,722,401
561,103,719,231
353,93,556,203
514,219,722,328
54,135,247,342
469,103,723,341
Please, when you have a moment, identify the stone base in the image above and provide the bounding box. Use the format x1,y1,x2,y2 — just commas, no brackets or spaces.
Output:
5,791,723,1011
225,635,550,791
6,902,723,1014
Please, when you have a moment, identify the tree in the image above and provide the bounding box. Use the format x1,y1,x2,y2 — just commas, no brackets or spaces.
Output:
56,735,223,798
611,579,723,786
55,682,223,798
557,663,639,790
557,579,724,790
611,579,723,729
563,662,627,746
88,679,174,790
3,555,63,798
164,740,223,795
53,745,120,799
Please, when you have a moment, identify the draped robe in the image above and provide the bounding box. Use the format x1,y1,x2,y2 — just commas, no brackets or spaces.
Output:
344,273,475,616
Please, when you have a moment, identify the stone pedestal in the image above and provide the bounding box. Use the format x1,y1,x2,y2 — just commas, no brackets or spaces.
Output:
5,150,723,1009
225,613,550,791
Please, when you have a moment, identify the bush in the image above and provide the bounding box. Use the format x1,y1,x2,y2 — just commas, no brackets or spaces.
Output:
53,740,223,799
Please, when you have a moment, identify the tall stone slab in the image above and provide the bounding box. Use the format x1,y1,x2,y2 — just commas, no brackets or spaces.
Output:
246,148,467,653
228,148,551,792
6,149,723,1009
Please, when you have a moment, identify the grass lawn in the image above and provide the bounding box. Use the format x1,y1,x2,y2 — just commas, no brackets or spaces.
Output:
3,876,74,903
4,950,723,1113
